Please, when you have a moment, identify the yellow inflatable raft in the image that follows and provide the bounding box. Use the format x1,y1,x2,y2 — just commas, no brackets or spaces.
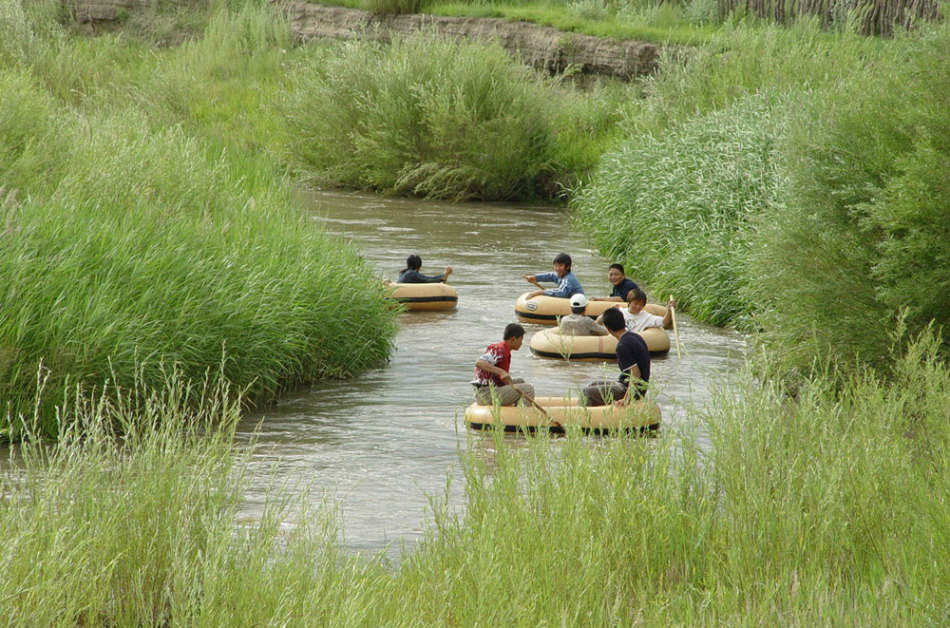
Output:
515,293,667,325
529,326,670,360
514,293,613,324
464,396,661,433
387,282,458,311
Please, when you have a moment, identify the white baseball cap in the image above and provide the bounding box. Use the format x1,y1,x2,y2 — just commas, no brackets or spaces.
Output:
570,294,588,308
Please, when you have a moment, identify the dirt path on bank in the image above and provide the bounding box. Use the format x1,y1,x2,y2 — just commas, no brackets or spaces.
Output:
68,0,659,79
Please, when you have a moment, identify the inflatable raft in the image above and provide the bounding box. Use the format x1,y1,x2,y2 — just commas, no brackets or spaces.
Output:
515,293,667,325
387,282,458,311
464,396,661,433
529,326,670,360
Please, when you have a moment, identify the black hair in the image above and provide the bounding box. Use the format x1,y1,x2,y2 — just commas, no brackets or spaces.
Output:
553,252,572,269
401,254,423,273
503,323,526,340
609,263,625,274
626,287,647,305
601,307,626,332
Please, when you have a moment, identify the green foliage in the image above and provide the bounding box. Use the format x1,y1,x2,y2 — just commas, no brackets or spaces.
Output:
0,4,398,436
0,0,63,66
746,19,950,376
574,91,787,328
631,18,883,135
4,332,950,624
361,0,432,14
283,35,557,200
394,331,950,625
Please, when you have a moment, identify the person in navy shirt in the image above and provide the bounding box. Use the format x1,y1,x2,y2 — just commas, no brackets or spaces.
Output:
396,254,452,284
523,252,584,300
590,263,639,303
582,308,651,407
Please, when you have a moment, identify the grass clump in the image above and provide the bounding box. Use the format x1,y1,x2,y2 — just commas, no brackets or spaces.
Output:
3,320,949,625
0,369,245,627
0,3,398,437
0,368,396,627
573,91,788,328
283,34,558,200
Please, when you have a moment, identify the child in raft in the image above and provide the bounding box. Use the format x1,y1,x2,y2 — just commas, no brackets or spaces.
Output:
596,288,675,333
522,252,584,300
395,254,452,284
471,323,535,406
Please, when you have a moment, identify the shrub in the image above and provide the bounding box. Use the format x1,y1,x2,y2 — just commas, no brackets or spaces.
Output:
283,35,556,200
746,20,950,377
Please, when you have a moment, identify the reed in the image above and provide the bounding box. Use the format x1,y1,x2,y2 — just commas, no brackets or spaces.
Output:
0,4,398,436
573,91,787,329
3,335,948,625
717,0,941,35
745,17,950,378
573,20,904,332
393,330,950,625
283,34,558,200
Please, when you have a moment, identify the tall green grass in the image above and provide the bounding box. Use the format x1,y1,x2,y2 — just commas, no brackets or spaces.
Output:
746,18,950,377
572,19,920,336
573,91,787,328
397,329,950,624
7,330,947,625
0,3,398,436
0,367,396,627
631,18,886,136
283,34,559,200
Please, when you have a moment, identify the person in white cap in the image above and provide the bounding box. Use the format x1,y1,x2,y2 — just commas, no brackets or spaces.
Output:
558,294,608,337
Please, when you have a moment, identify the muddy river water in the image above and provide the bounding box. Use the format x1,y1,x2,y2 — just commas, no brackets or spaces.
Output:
236,190,747,556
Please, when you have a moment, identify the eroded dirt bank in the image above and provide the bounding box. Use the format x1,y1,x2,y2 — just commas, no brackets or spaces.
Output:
67,0,659,79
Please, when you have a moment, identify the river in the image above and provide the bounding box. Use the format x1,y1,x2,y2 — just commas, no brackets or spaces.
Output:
236,190,747,557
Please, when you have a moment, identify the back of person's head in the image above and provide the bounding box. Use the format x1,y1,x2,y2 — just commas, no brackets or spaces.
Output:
602,307,626,332
553,252,572,269
405,254,423,270
627,287,647,305
569,293,588,314
609,263,625,275
503,322,526,340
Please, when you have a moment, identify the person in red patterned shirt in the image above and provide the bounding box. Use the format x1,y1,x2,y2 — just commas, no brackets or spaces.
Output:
471,323,535,406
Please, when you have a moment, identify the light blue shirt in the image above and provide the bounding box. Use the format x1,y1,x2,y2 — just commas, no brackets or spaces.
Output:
534,271,584,298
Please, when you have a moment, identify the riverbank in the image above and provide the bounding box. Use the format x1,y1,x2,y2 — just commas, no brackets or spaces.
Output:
69,0,660,79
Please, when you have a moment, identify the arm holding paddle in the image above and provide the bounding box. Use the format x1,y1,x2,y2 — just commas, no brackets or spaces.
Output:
474,359,512,385
523,253,583,300
661,296,676,329
522,274,546,299
669,294,681,358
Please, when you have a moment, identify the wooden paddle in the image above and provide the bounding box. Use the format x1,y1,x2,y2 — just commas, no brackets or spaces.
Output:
522,274,545,290
513,385,562,429
669,294,681,359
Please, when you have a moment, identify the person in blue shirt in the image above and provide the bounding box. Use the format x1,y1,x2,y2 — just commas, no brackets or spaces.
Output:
523,252,584,300
396,254,452,283
590,263,639,303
